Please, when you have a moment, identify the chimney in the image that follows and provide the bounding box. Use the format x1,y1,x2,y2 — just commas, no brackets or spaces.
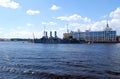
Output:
45,31,48,38
55,31,57,38
50,31,52,38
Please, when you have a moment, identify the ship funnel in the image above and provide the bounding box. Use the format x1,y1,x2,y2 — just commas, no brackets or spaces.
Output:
45,31,48,38
55,31,57,38
50,31,52,38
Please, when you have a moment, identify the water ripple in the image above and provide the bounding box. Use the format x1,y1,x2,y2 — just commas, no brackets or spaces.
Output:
0,66,99,79
105,70,120,76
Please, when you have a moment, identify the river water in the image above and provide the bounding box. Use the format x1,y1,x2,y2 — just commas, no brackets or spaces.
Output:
0,42,120,79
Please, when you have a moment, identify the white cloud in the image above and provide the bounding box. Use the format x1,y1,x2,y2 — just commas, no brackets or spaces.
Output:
1,7,120,38
56,14,91,22
83,17,91,23
110,7,120,19
51,4,60,10
5,30,43,38
0,27,4,34
63,21,106,33
55,7,120,37
69,23,81,27
59,27,66,31
56,14,81,21
90,21,106,31
109,7,120,33
42,22,57,26
101,15,108,19
26,23,32,26
0,0,19,9
55,7,120,36
65,23,89,32
26,9,40,15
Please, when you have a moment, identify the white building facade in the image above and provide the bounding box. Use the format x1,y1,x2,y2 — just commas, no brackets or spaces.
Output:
72,23,117,42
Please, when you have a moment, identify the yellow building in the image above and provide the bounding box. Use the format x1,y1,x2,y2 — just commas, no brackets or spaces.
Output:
63,33,73,39
117,36,120,42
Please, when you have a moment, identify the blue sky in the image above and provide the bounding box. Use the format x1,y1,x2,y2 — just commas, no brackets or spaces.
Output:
0,0,120,38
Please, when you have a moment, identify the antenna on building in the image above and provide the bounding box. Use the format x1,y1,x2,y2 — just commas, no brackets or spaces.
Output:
107,20,109,27
105,20,112,31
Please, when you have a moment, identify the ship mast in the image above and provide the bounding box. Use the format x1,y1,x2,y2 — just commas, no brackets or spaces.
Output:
107,20,109,27
43,25,46,37
67,23,69,33
32,32,35,43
